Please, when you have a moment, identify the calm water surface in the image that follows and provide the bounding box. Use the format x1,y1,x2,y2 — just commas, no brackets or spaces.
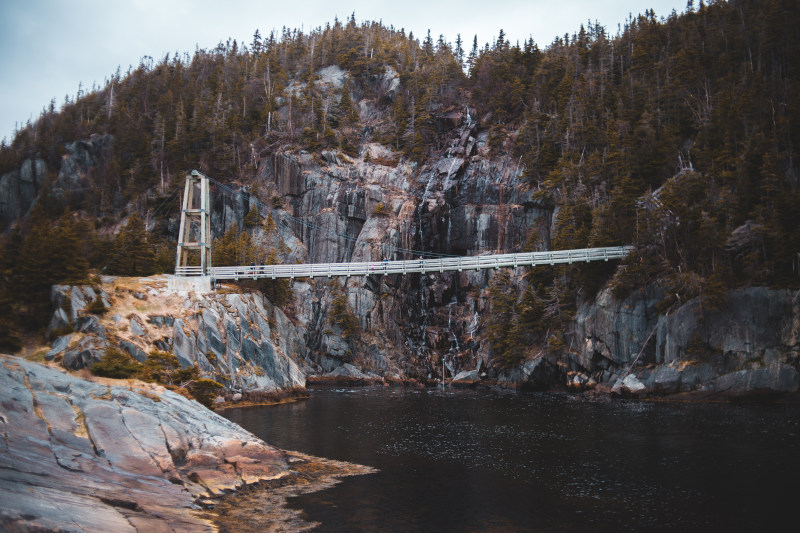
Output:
223,388,799,532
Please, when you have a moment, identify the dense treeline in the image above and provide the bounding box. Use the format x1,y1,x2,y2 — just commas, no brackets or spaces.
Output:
0,1,798,360
0,13,464,197
475,0,800,364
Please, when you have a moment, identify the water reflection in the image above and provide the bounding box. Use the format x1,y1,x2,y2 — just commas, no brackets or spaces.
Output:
224,389,800,532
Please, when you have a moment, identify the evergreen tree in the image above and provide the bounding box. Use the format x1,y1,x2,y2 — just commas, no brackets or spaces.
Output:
14,204,64,321
108,213,157,276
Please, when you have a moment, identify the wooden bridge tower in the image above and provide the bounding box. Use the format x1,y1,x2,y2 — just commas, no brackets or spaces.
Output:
175,170,211,275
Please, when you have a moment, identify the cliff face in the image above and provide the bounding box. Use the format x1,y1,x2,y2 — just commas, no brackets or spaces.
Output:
0,158,45,230
198,117,549,384
0,134,114,230
569,287,800,396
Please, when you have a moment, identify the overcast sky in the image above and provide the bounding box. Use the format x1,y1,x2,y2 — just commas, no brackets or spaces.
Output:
0,0,688,144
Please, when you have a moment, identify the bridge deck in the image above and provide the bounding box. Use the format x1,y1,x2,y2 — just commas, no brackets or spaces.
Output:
175,246,632,280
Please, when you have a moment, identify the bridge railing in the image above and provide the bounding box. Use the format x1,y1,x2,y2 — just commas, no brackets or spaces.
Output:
175,266,206,276
196,246,632,280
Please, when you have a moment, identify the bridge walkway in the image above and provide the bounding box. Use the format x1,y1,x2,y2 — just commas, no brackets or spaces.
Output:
174,246,632,280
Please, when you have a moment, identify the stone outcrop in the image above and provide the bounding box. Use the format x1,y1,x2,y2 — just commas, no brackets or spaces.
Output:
196,109,549,386
0,158,46,231
496,354,562,391
0,354,290,531
571,287,800,397
44,276,305,395
0,133,113,231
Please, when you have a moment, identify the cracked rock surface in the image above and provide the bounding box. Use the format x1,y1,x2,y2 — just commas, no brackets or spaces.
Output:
0,355,291,532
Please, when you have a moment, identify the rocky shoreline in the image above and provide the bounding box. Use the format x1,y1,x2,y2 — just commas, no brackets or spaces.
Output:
2,348,796,531
0,355,373,532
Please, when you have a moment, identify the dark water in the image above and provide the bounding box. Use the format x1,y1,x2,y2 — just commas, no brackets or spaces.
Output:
223,389,800,532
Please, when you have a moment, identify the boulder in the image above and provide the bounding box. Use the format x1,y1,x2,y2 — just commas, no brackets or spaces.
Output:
497,355,560,391
62,336,108,370
620,374,647,394
148,315,174,328
130,317,145,337
75,315,106,335
119,340,148,363
308,363,380,386
451,369,480,387
46,307,71,337
330,363,368,379
45,334,74,361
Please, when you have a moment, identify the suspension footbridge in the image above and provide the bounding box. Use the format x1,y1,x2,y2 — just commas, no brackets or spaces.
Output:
175,246,631,279
171,171,632,286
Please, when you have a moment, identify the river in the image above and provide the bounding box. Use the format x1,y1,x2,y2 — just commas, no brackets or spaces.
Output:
223,388,799,532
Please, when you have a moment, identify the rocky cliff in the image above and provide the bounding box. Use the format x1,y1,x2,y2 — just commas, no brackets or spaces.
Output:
207,116,550,384
567,286,800,397
0,134,114,231
10,112,800,399
45,276,305,397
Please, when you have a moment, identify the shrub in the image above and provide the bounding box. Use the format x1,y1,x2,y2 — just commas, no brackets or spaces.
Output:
90,347,142,378
187,378,223,409
330,293,360,340
141,349,223,408
243,205,260,227
86,295,108,315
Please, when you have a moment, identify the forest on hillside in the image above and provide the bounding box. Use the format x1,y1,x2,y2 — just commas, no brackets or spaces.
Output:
0,0,798,352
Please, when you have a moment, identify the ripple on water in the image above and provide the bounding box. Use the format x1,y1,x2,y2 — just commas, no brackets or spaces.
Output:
224,388,800,533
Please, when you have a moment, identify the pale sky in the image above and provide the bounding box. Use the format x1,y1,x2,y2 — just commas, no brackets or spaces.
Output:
0,0,687,144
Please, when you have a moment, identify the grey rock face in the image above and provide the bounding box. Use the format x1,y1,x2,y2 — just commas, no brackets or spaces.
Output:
119,340,148,363
1,134,114,230
0,354,290,532
497,355,561,391
17,125,798,397
46,282,305,394
60,335,107,369
130,317,145,336
45,334,74,361
713,363,799,394
0,158,45,230
573,287,800,396
573,287,664,368
620,374,646,394
451,369,480,387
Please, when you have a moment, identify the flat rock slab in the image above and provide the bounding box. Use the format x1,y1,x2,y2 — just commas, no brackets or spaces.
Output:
0,355,293,532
